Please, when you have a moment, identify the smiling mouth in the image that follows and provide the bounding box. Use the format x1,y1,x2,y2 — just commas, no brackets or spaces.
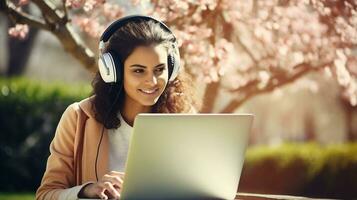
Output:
138,88,159,95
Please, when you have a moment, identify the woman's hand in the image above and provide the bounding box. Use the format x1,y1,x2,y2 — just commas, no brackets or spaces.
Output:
80,171,125,199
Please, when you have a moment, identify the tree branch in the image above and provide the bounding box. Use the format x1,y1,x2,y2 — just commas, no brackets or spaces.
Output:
233,26,259,65
2,0,96,71
1,0,49,31
62,0,68,21
220,62,333,113
199,0,224,113
54,23,97,72
7,0,95,71
32,0,66,22
31,0,67,31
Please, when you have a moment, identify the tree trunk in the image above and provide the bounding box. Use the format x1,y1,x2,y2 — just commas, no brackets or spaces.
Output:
200,81,220,113
304,112,316,141
6,29,38,76
341,97,357,141
6,5,39,76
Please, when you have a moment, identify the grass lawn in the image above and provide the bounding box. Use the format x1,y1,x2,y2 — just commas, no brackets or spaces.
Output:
0,193,35,200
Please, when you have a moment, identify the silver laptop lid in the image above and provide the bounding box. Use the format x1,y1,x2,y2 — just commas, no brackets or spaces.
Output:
121,114,254,200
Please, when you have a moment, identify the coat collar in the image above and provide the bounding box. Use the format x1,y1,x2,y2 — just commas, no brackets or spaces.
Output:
78,96,96,119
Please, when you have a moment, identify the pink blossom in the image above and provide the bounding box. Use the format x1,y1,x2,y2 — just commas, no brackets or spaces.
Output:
83,0,105,12
65,0,84,9
73,17,104,38
18,0,30,6
8,24,29,40
334,49,351,87
103,3,124,20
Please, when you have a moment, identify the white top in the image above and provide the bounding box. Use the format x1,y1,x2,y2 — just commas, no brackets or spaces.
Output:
108,113,133,172
59,113,133,200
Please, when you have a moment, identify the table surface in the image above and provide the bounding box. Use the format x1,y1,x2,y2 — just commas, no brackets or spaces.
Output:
79,193,336,200
235,193,336,200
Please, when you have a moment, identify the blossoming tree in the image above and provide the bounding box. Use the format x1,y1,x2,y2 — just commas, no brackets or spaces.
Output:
2,0,356,113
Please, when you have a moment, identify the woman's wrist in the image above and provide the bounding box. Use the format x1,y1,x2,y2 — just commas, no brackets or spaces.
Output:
78,183,95,198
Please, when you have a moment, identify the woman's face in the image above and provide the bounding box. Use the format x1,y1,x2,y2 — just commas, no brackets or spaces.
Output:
123,44,169,108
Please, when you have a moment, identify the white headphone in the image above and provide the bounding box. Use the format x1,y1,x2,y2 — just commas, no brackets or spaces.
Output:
98,15,181,84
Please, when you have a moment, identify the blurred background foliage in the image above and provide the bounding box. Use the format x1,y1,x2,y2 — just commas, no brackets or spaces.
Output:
0,78,356,198
0,192,34,200
0,77,91,191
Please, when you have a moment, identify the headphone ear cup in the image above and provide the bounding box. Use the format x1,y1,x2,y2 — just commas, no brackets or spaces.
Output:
108,50,123,84
167,54,174,79
98,52,117,83
168,43,180,82
98,51,123,83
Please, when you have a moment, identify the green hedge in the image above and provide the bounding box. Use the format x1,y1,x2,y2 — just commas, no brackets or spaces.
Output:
240,143,357,199
0,77,91,191
0,78,356,199
0,192,34,200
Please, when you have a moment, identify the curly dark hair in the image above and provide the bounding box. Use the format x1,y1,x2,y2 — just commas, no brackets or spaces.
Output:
91,18,200,129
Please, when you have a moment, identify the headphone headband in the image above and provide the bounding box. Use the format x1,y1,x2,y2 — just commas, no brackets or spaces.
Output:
100,15,176,43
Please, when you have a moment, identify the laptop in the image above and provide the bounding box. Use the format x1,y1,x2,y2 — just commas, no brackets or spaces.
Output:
120,113,254,200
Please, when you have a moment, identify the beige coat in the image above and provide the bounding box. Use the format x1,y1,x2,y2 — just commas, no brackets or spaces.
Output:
36,96,110,199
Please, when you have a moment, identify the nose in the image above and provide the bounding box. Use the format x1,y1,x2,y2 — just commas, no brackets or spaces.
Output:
145,73,158,86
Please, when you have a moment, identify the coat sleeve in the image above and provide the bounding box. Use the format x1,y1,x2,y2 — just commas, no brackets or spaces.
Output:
36,103,84,200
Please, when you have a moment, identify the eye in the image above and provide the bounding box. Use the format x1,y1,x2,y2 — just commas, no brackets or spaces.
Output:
155,67,165,74
133,69,144,73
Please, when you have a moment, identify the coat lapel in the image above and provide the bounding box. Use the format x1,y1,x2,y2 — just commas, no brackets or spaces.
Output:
78,97,110,183
82,120,109,182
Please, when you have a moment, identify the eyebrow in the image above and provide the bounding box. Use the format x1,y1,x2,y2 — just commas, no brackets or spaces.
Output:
130,64,165,68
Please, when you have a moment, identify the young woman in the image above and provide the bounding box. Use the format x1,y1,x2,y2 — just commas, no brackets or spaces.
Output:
36,15,199,200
